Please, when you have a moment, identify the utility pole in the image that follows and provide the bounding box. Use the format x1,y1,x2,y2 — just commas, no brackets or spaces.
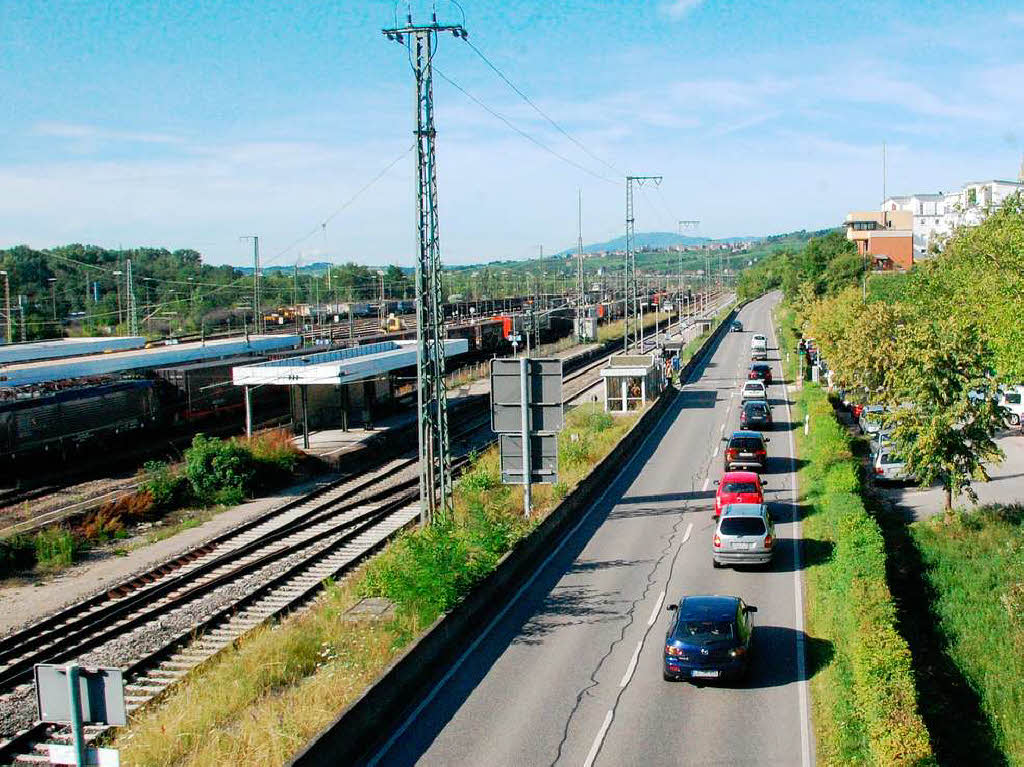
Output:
47,278,57,323
624,175,662,352
126,260,139,336
241,236,261,334
0,271,10,344
576,189,585,341
383,11,466,523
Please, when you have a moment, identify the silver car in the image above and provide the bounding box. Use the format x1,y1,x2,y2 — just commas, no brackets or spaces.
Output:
712,503,774,568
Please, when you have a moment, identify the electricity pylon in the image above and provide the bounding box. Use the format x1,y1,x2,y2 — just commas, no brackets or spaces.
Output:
624,175,661,351
383,12,467,523
126,259,139,336
576,189,585,341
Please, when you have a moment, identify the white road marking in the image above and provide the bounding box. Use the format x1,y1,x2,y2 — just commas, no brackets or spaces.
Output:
618,640,644,688
647,590,667,626
712,446,719,457
365,377,683,766
583,710,614,767
772,309,813,767
702,477,710,491
681,522,693,544
719,423,725,433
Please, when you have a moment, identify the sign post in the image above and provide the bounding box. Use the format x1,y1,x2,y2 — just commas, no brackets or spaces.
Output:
491,358,563,517
35,663,126,767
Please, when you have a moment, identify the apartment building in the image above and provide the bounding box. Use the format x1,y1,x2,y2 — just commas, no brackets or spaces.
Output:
844,209,914,271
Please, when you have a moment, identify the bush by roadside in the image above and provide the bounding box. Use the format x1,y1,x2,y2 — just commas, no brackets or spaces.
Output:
792,363,933,765
911,504,1024,765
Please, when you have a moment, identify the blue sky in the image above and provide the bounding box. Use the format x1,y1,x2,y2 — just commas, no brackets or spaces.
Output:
2,0,1023,267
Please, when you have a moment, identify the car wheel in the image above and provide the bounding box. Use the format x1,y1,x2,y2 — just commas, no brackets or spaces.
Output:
663,671,676,682
1011,414,1021,426
712,558,722,569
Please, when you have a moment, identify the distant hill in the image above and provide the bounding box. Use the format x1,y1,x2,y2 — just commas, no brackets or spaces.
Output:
555,231,761,257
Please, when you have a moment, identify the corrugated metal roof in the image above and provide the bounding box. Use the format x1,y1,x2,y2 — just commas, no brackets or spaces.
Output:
0,335,300,387
0,337,146,365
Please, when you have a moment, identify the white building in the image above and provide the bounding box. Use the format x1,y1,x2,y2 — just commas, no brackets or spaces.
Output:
883,173,1024,260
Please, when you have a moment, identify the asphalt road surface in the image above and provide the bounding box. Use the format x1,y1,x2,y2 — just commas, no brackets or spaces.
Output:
369,292,813,767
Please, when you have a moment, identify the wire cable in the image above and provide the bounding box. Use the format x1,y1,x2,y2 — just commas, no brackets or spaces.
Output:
461,38,624,179
434,67,619,186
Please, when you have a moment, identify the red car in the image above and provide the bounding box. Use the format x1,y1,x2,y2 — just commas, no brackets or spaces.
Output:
748,363,773,384
713,471,766,518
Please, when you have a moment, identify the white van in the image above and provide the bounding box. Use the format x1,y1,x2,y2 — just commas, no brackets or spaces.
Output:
999,386,1024,425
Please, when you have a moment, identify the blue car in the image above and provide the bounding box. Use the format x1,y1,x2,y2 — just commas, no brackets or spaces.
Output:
663,595,756,682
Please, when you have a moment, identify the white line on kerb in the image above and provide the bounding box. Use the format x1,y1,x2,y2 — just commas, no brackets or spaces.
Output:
772,310,813,767
647,590,667,626
619,640,644,688
712,446,719,457
583,710,614,767
702,476,710,491
681,522,693,544
720,423,725,433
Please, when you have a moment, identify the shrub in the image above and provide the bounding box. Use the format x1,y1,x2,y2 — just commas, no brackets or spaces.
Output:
184,434,257,505
0,534,36,577
34,528,84,570
142,460,189,510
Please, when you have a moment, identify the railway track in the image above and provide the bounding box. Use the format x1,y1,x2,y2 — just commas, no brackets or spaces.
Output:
0,315,731,763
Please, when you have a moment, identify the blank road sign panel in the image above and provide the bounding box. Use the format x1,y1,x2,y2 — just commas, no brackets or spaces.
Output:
500,433,558,484
35,665,127,726
490,358,564,433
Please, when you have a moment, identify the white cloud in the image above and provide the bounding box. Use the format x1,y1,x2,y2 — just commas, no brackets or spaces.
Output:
661,0,705,20
33,121,184,145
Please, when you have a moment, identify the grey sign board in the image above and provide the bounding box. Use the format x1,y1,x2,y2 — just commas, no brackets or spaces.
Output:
35,664,127,726
490,358,564,433
500,433,558,484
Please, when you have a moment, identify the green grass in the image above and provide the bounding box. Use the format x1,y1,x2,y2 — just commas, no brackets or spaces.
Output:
780,304,934,767
911,505,1024,765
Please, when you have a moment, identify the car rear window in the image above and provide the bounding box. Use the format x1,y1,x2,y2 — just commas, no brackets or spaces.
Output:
729,437,764,451
744,403,767,415
722,481,758,494
1005,393,1021,405
678,620,734,641
720,517,767,536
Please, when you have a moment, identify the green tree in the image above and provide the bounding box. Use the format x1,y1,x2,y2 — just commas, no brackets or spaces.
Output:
883,315,1005,516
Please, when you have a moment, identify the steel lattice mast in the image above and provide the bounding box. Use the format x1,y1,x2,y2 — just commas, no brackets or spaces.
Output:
126,258,139,336
624,175,661,351
383,14,467,523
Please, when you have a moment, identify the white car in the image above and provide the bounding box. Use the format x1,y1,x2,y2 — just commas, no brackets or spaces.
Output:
858,404,885,435
741,381,768,400
871,449,914,483
999,386,1024,425
750,334,768,360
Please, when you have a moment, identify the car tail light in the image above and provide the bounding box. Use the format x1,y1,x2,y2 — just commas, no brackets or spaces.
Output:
764,534,773,548
713,533,722,548
725,448,737,459
756,449,766,457
729,646,747,658
875,466,884,474
665,645,686,657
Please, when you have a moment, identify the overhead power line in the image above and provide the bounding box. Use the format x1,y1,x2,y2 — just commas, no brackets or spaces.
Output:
462,38,623,178
434,67,618,185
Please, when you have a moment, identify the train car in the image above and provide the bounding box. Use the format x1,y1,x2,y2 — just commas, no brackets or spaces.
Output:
154,355,265,423
0,380,158,458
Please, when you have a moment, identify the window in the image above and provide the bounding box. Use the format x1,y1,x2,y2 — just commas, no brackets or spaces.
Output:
730,437,765,451
679,621,734,641
1004,393,1021,405
720,517,767,536
722,482,758,494
744,403,768,416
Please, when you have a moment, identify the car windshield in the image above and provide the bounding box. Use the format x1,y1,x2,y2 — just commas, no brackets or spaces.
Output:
722,481,758,494
678,620,734,641
720,517,767,536
730,437,764,451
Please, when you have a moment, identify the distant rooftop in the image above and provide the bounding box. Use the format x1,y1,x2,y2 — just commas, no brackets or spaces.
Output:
0,336,145,365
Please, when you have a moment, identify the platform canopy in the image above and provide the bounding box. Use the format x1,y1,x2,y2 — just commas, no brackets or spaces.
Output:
231,339,469,387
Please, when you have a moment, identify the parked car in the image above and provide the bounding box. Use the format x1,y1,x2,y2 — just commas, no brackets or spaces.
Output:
723,430,769,471
663,595,756,682
712,503,775,569
740,399,773,430
748,363,773,384
741,381,768,401
713,470,766,518
858,404,885,435
871,448,914,483
731,320,744,332
999,386,1024,426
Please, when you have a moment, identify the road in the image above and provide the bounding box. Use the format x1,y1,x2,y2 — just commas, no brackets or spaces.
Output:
368,293,812,767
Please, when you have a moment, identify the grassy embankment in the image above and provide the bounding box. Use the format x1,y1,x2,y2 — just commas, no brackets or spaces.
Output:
0,430,303,579
777,306,934,767
909,505,1024,765
110,403,640,766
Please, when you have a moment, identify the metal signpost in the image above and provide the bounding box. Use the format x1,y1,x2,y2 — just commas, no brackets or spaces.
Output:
491,358,563,516
35,663,126,766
